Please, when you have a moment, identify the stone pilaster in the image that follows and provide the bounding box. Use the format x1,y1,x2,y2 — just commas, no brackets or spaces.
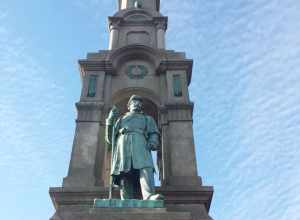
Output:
63,102,105,187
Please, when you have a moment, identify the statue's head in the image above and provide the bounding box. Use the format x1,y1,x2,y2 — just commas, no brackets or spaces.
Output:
127,95,143,112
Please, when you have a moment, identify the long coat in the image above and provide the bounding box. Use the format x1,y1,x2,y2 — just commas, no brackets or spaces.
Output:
106,112,159,185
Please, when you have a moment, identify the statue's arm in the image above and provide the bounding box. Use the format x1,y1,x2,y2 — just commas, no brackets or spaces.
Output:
146,116,160,151
105,106,119,149
105,119,114,145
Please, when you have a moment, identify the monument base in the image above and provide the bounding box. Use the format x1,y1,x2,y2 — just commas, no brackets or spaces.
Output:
51,207,192,220
94,199,164,208
49,186,214,220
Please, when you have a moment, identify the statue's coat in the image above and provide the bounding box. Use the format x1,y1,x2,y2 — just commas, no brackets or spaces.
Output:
106,112,159,185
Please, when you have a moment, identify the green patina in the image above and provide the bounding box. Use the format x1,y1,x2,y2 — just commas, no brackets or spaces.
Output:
94,199,164,208
127,65,148,79
87,75,97,97
173,74,183,97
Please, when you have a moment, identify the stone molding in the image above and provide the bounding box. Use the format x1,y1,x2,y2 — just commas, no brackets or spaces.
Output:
109,16,168,29
52,207,192,220
159,103,194,124
158,60,193,85
108,45,161,73
49,186,213,212
79,60,113,77
76,102,104,109
154,17,168,30
115,5,162,17
76,102,104,122
79,49,192,82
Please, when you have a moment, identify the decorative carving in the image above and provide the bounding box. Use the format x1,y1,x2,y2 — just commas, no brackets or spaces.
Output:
154,18,168,30
76,102,104,122
127,64,148,79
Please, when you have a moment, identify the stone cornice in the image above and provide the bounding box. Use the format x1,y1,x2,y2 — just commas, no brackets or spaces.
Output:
78,49,193,83
154,17,168,30
164,103,194,110
158,60,193,85
75,102,105,123
79,60,113,77
159,103,194,124
108,19,168,30
76,102,104,110
108,13,167,30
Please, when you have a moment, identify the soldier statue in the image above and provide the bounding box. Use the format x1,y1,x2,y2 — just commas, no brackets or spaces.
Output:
105,95,163,200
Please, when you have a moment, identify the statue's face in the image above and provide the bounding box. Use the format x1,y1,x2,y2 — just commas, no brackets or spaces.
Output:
128,99,142,112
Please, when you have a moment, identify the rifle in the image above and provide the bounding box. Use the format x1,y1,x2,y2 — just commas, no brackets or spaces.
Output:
106,105,119,200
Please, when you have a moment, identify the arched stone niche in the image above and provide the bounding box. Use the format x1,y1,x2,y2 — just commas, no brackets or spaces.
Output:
111,87,160,122
109,45,161,72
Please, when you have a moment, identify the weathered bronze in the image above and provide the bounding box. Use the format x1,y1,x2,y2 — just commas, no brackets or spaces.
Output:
106,95,163,200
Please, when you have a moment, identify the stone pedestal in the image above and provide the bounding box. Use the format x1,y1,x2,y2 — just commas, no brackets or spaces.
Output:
49,186,213,220
51,207,192,220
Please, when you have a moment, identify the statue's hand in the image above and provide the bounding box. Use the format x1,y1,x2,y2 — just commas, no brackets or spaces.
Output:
147,143,157,151
108,105,119,120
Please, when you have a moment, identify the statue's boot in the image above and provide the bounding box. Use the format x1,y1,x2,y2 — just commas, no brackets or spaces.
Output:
148,194,164,200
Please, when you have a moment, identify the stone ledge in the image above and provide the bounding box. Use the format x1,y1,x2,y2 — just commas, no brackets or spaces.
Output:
49,186,213,211
52,206,192,220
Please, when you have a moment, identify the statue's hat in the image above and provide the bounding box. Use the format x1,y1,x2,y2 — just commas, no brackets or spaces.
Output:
127,95,143,106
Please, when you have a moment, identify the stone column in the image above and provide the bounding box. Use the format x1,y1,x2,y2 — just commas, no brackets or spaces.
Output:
63,102,104,187
108,25,119,50
157,28,165,49
156,22,166,49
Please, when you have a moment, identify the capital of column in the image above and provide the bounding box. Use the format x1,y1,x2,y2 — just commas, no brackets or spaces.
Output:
108,17,121,31
154,18,168,31
109,23,120,31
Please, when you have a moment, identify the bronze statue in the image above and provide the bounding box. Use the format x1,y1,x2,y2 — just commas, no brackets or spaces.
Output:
106,95,163,200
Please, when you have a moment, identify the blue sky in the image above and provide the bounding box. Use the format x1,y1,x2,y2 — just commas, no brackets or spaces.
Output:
0,0,300,219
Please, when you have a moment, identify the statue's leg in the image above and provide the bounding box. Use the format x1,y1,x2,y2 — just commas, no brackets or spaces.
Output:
139,168,155,200
120,174,134,200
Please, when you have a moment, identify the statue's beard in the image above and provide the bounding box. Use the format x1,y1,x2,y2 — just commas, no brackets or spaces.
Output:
129,105,142,112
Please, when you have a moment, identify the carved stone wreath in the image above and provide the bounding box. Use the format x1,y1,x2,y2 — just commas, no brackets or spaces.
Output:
126,65,148,79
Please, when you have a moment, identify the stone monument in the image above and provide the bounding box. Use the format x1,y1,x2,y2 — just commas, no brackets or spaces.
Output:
49,0,214,219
